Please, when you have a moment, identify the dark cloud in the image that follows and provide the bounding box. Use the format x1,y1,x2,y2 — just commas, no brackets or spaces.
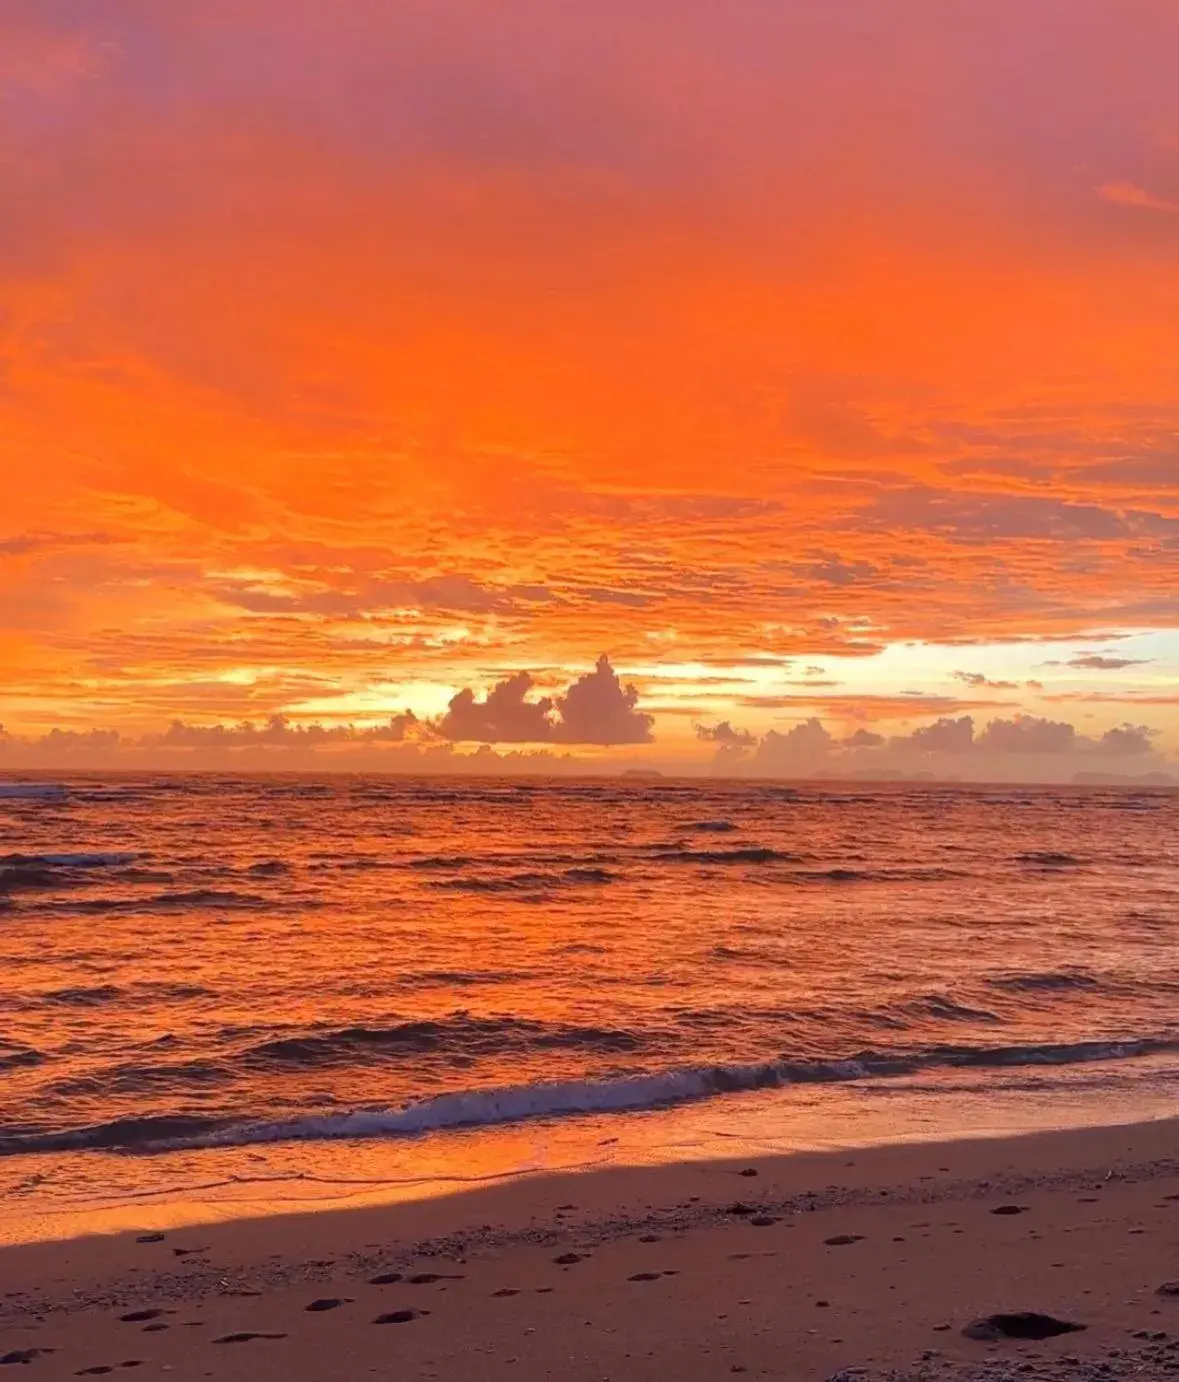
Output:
154,713,418,748
1067,654,1150,671
752,718,836,771
842,728,885,748
977,716,1076,754
572,586,653,608
789,556,881,587
0,531,116,557
437,672,555,744
695,721,756,747
903,716,976,753
863,486,1179,544
1096,724,1156,756
437,657,654,745
554,655,654,745
697,709,1173,781
953,670,1020,690
213,573,554,619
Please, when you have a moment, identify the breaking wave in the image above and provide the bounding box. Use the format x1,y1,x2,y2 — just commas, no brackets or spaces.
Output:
4,1037,1175,1157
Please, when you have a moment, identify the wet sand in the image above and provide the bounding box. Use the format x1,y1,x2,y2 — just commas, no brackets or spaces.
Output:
5,1118,1179,1382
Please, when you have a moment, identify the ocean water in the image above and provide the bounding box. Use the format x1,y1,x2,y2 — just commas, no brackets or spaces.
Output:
2,774,1178,1234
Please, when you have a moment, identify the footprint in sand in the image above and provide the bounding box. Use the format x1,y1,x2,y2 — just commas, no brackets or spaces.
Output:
492,1289,520,1298
369,1272,403,1285
118,1311,166,1324
823,1235,864,1247
305,1298,351,1312
629,1273,661,1282
141,1326,168,1335
553,1253,584,1265
3,1350,55,1366
374,1310,426,1325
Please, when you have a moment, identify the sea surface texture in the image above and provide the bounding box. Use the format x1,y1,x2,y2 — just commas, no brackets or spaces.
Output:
2,776,1177,1167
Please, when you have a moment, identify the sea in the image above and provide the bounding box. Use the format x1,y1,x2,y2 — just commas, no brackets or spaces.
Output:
2,774,1178,1242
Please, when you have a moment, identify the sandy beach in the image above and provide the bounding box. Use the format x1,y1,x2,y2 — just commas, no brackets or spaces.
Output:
5,1119,1179,1382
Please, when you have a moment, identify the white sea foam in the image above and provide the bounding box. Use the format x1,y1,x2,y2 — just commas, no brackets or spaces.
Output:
146,1040,1174,1153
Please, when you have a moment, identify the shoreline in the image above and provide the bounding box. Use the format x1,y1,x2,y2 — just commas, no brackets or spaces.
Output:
6,1117,1179,1380
5,1050,1179,1248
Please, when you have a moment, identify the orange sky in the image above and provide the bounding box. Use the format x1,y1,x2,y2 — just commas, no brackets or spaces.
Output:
1,1,1178,775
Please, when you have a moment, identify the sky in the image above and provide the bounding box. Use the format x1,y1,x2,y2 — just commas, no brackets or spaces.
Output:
1,1,1178,779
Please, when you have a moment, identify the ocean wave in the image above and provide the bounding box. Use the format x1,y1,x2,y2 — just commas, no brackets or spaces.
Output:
37,984,124,1007
988,972,1101,993
783,866,969,885
1016,851,1082,867
0,851,139,868
241,1015,645,1068
901,994,1000,1024
44,889,276,914
0,783,68,800
9,1036,1175,1155
429,867,615,893
653,847,792,865
0,1045,45,1073
684,820,738,833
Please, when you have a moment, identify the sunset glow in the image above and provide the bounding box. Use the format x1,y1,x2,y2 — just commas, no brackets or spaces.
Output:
3,1,1178,777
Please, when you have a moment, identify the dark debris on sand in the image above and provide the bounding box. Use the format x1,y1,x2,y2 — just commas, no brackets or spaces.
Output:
827,1334,1179,1382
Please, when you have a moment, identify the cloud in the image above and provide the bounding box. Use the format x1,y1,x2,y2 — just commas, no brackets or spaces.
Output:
436,657,653,745
0,531,116,557
976,716,1076,755
903,716,976,753
864,487,1179,545
1067,654,1149,671
154,712,418,748
752,718,836,772
952,670,1021,690
695,720,756,747
437,672,555,744
842,728,885,748
1098,182,1179,216
696,708,1174,781
553,655,654,745
212,572,554,620
4,0,1179,739
1096,723,1156,756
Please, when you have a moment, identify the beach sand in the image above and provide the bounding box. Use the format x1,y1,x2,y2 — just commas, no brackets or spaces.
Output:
5,1119,1179,1381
